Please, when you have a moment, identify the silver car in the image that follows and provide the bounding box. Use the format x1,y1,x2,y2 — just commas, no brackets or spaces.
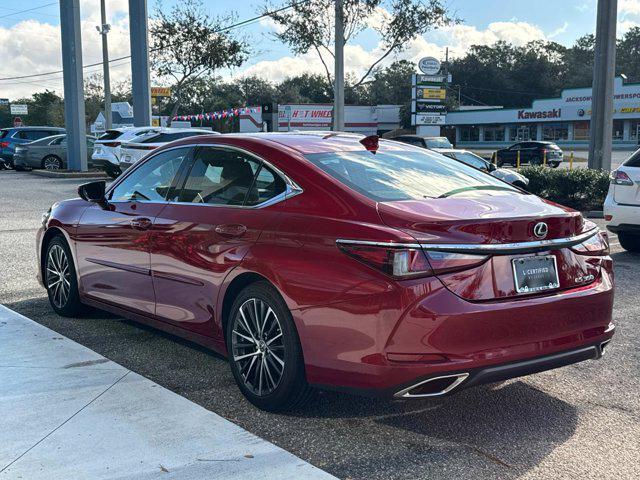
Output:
13,134,95,170
437,148,530,189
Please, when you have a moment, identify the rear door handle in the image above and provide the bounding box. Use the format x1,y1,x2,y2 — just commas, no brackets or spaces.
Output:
215,224,247,238
130,217,152,230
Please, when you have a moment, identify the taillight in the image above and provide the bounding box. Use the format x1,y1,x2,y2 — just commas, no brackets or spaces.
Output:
103,142,121,148
610,170,634,186
423,251,489,274
571,231,610,256
0,141,9,148
337,242,489,278
338,244,432,278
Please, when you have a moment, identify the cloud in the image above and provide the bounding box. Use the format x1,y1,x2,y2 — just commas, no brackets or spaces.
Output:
0,3,131,100
548,22,570,39
619,0,640,15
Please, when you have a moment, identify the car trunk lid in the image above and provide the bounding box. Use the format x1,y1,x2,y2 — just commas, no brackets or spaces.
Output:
378,190,602,301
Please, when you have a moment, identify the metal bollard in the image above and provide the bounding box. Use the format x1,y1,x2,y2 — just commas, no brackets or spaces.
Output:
569,151,574,170
516,150,521,169
543,149,547,166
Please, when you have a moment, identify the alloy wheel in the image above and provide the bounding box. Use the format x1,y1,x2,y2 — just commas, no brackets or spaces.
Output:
46,244,71,308
231,298,286,396
44,157,62,170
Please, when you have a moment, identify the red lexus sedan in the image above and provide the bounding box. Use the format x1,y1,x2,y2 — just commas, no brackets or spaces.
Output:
37,132,614,411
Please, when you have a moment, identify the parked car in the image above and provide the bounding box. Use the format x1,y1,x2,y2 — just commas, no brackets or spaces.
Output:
393,135,453,150
496,141,563,167
119,127,217,170
0,126,65,169
92,127,161,178
13,134,95,170
437,148,529,188
604,149,640,252
37,132,614,412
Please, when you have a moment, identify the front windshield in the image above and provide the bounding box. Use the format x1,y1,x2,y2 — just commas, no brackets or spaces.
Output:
306,149,518,201
425,137,453,149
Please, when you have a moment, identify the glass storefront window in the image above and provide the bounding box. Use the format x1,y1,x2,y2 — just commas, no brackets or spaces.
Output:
574,121,590,141
483,125,505,142
542,123,569,141
509,124,536,142
631,121,640,142
459,126,480,142
612,120,624,140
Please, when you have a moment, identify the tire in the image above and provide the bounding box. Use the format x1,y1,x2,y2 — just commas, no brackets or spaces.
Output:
44,235,83,316
618,232,640,253
550,162,560,168
226,281,314,411
42,155,63,170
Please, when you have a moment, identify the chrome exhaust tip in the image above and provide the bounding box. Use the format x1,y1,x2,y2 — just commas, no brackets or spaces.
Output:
394,373,469,398
599,340,611,357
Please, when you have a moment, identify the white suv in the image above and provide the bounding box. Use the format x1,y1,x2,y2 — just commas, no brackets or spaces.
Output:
604,149,640,252
92,127,160,178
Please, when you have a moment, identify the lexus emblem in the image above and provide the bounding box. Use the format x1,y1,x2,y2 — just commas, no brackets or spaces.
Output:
533,222,548,239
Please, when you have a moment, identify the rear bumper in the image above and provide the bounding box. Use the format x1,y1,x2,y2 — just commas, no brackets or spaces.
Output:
91,153,119,167
299,266,615,398
604,195,640,231
392,339,610,398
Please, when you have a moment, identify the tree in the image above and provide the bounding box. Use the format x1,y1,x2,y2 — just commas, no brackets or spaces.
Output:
263,0,454,88
150,0,249,123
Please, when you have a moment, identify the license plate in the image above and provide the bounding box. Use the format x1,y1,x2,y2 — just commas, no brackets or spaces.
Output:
512,255,560,294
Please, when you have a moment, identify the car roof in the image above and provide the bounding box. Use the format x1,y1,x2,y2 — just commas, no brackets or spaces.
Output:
7,126,65,130
157,132,418,155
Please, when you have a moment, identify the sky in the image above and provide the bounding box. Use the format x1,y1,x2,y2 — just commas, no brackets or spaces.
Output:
0,0,639,100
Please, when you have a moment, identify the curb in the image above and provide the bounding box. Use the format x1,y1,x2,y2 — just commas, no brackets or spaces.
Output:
29,169,108,179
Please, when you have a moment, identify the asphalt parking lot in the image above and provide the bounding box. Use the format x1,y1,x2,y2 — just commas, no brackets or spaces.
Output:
1,169,639,479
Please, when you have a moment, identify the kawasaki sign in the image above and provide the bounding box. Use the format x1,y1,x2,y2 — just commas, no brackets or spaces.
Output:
517,108,561,120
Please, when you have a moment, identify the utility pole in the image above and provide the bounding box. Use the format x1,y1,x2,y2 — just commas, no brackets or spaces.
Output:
98,0,112,130
589,0,617,171
333,0,345,131
59,0,87,171
129,0,152,126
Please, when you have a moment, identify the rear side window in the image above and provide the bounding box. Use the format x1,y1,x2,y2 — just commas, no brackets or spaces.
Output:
98,130,123,141
179,147,261,206
0,129,9,139
306,149,516,201
624,149,640,167
142,131,208,143
17,130,53,141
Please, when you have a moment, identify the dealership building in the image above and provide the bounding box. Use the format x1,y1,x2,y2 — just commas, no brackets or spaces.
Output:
446,77,640,150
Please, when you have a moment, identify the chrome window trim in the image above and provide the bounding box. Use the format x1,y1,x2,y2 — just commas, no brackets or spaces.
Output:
336,227,599,254
106,143,303,209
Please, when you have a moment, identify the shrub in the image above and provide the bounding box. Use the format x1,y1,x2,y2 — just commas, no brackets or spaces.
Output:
518,166,610,211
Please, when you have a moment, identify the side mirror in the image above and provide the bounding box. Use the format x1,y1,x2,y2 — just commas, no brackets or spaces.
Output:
487,162,497,172
78,181,108,208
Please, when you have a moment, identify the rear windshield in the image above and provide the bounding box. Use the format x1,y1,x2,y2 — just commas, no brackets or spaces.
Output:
623,149,640,167
424,137,453,149
98,130,123,141
306,149,517,201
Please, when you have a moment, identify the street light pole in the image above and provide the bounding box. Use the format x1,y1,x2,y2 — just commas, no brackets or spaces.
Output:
588,0,618,171
98,0,112,130
333,0,345,131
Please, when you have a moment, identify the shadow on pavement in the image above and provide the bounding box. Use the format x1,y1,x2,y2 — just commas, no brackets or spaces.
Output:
5,295,578,480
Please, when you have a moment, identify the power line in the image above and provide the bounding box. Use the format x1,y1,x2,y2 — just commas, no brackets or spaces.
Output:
0,2,57,21
0,0,312,82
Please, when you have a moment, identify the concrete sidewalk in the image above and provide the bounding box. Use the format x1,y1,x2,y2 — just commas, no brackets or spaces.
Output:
0,305,336,480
